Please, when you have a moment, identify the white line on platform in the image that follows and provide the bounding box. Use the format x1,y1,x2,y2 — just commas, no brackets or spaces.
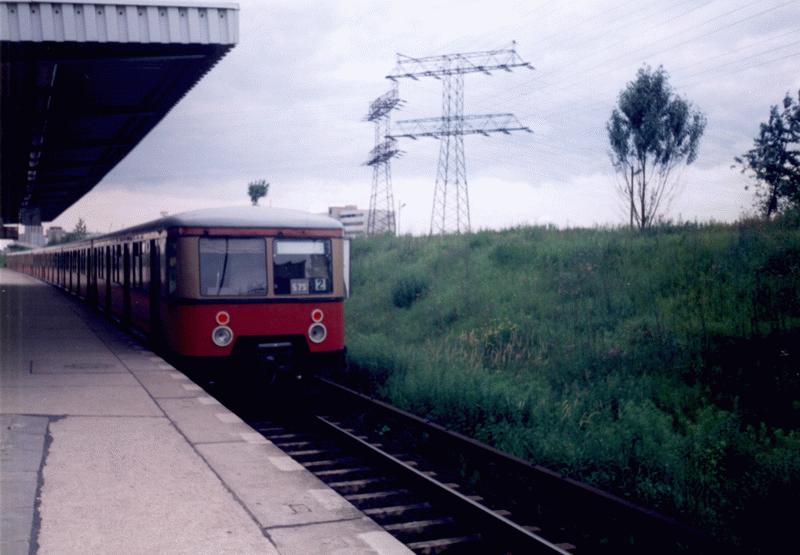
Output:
197,396,220,406
240,432,270,445
358,531,414,554
182,384,203,391
268,456,304,472
309,488,351,510
215,412,243,424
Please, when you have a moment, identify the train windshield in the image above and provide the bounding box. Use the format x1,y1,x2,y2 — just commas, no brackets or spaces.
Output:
199,238,267,296
273,239,332,295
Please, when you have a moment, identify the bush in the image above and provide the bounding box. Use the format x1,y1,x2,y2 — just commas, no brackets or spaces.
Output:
391,273,429,308
344,219,800,550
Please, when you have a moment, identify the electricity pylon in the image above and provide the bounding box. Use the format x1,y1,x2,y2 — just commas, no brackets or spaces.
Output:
365,86,403,235
387,42,533,234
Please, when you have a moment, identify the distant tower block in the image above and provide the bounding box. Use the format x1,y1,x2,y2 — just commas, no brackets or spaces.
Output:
365,86,403,235
387,42,534,234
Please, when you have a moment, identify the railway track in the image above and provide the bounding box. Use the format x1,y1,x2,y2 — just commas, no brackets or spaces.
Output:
202,375,722,554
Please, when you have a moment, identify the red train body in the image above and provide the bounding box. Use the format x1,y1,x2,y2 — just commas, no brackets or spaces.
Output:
7,207,350,379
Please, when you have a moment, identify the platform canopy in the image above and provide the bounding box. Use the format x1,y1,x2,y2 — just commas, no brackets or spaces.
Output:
1,0,239,226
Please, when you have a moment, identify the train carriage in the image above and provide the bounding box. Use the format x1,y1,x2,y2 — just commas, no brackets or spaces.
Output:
7,206,349,381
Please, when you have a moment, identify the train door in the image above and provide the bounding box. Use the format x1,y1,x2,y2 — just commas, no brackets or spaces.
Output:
148,239,161,339
123,243,131,324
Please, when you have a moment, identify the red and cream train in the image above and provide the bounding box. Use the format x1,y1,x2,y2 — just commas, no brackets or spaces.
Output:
7,206,350,379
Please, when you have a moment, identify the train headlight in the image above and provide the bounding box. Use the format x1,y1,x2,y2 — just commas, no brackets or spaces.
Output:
216,311,231,325
308,323,327,344
311,308,324,322
211,325,234,347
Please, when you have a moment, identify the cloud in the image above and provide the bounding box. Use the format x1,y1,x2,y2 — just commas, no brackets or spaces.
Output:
47,0,799,234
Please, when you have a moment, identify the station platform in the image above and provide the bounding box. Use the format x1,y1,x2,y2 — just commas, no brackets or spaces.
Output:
0,268,410,555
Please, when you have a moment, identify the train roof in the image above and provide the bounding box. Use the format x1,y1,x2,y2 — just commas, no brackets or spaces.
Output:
122,206,343,235
8,207,344,254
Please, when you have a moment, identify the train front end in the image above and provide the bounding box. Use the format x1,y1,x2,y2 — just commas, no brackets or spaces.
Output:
163,210,349,382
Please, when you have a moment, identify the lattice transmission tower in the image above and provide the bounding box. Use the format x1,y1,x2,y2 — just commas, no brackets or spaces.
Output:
387,42,534,234
365,85,403,235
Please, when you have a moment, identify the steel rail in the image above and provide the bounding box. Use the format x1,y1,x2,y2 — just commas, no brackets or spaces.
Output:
315,414,571,554
315,376,722,554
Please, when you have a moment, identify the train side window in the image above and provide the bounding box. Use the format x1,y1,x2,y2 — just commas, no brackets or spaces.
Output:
166,240,177,295
139,243,144,287
132,243,139,288
113,245,122,284
142,242,150,291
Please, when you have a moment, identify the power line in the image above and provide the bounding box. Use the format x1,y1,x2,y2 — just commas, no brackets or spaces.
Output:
470,0,794,113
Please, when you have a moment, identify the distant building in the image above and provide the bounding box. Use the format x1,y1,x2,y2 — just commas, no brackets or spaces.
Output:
328,205,368,238
327,205,395,238
19,225,46,247
47,226,66,244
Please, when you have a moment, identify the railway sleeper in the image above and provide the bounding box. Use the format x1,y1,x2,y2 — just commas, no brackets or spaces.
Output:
273,440,312,449
251,425,285,434
327,477,392,494
314,466,373,478
367,509,447,528
285,448,338,458
382,517,457,535
267,433,303,440
362,502,434,518
344,489,414,507
301,457,360,469
405,533,483,554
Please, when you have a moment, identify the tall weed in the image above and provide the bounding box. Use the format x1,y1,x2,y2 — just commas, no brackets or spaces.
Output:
344,218,800,550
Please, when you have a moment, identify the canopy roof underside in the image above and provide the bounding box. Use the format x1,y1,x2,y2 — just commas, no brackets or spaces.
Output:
1,1,239,225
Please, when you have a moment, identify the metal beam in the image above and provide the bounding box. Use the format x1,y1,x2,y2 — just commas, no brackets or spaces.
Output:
389,113,532,139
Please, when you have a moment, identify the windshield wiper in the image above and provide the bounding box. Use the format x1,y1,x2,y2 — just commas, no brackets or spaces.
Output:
215,239,229,295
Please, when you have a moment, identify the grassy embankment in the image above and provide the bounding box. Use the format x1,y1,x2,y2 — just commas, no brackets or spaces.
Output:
343,215,800,550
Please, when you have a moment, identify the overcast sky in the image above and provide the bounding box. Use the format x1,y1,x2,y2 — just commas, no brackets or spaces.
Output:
50,0,800,235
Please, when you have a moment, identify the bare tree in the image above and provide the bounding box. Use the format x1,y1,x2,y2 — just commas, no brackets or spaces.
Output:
607,66,706,229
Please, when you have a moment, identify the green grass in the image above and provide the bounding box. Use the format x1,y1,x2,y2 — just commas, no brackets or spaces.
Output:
342,215,800,551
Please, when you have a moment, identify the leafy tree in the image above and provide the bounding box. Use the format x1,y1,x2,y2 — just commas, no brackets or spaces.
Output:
734,90,800,218
72,218,87,239
607,66,706,229
248,179,270,206
50,218,89,244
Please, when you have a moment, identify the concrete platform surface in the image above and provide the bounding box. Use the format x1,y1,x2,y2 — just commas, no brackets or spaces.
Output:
0,268,410,555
